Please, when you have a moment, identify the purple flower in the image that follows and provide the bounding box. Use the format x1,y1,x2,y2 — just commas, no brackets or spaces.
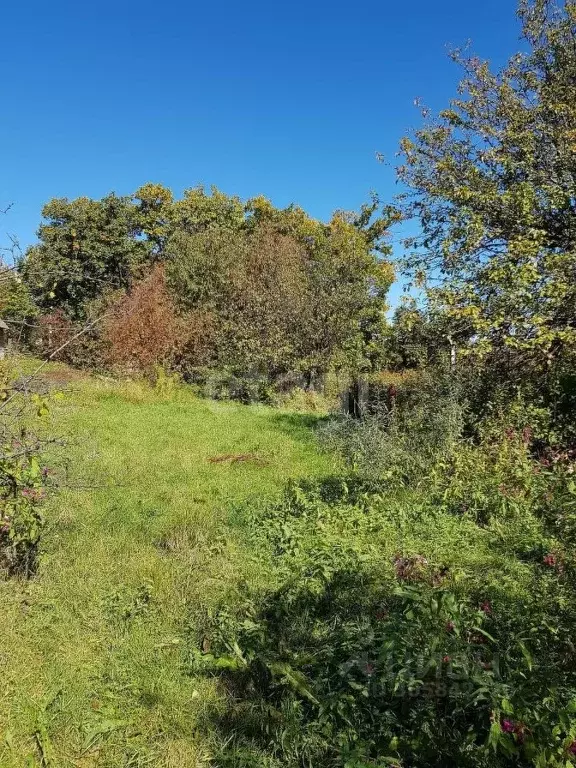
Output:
501,719,515,733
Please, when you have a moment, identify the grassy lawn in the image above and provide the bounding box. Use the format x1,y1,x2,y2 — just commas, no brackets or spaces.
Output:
0,360,335,767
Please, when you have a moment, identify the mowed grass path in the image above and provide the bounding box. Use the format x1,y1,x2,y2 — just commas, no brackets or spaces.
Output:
0,364,334,767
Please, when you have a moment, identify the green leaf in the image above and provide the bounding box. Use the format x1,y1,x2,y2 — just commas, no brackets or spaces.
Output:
517,640,533,671
268,662,320,705
488,720,502,750
82,719,127,751
471,626,496,643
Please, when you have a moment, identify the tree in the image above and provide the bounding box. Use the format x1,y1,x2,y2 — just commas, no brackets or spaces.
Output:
383,304,433,371
19,184,394,390
173,185,245,234
132,182,174,261
103,265,186,373
166,223,312,378
299,212,391,380
20,194,146,319
244,195,396,379
0,270,37,324
166,204,393,385
398,0,576,391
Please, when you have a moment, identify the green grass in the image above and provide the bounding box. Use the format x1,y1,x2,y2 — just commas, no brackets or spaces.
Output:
0,360,335,767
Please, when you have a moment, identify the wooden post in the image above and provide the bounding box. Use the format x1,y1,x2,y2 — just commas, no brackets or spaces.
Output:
342,377,368,418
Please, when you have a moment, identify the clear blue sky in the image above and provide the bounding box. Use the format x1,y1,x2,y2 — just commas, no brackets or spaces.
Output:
1,0,520,305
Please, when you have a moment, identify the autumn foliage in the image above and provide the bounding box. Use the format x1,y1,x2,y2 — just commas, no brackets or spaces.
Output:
20,185,393,390
103,266,184,373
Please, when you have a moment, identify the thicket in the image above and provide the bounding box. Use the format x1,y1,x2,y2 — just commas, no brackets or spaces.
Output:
14,187,395,399
186,2,576,766
0,362,52,577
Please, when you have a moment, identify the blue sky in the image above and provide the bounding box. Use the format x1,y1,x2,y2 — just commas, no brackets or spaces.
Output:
0,0,520,305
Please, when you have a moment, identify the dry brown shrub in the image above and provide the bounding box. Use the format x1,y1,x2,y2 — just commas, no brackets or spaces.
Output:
103,265,216,375
35,310,74,357
103,265,183,373
34,310,105,368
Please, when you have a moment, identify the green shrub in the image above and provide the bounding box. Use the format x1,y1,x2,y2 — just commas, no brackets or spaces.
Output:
190,450,576,768
430,429,539,527
273,387,335,414
0,447,47,576
320,368,464,486
0,364,52,577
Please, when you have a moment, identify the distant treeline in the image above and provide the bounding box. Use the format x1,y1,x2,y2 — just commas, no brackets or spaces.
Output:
4,186,396,398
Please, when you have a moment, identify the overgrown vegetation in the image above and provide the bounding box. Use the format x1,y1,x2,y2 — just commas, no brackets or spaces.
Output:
15,187,394,397
2,1,576,766
194,373,576,767
0,360,53,577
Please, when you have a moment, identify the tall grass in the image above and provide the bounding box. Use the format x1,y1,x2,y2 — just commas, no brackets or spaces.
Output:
0,358,334,767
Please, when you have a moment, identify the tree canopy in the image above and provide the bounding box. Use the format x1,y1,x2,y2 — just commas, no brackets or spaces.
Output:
398,0,576,384
19,185,394,387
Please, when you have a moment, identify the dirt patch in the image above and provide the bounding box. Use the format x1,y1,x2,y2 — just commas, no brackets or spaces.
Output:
12,367,86,395
41,368,87,385
208,453,269,467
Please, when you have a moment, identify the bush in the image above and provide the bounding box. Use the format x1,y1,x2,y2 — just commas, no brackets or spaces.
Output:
103,265,186,375
0,445,47,576
191,477,576,768
320,368,464,486
0,365,50,577
33,307,108,369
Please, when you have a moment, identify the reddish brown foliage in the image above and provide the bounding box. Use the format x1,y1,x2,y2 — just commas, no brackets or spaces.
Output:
34,310,105,368
36,310,74,357
103,265,184,373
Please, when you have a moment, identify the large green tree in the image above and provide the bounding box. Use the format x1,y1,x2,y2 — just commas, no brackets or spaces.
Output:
166,202,393,383
21,194,146,319
20,184,394,385
398,0,576,385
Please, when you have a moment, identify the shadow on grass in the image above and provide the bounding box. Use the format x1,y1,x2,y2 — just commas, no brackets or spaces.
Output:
269,411,333,442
